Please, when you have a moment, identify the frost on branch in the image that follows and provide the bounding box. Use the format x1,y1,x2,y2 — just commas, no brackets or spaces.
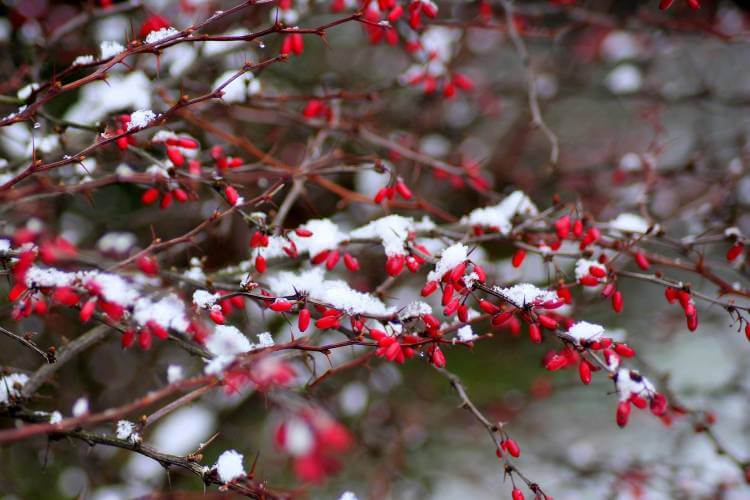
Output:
267,267,392,317
214,449,246,483
461,190,539,233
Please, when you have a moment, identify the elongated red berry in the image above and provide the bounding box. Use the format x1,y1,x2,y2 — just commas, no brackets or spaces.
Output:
545,354,567,371
511,248,526,268
528,323,542,343
579,360,592,385
325,249,341,270
343,253,359,272
612,291,623,313
538,315,557,330
616,400,631,427
449,261,466,283
687,313,698,331
503,438,520,457
270,299,293,312
160,192,173,209
727,242,744,262
298,308,311,331
80,299,97,322
166,147,184,167
478,299,500,315
255,254,267,274
225,186,239,206
315,315,340,329
614,343,635,357
443,298,460,316
634,251,650,271
572,219,583,237
8,282,27,302
374,187,390,204
53,287,80,306
148,320,168,339
512,488,524,500
209,309,225,324
121,329,135,349
431,346,446,368
554,215,571,239
141,187,160,205
395,179,413,200
172,188,188,203
138,329,152,350
421,281,438,297
589,265,607,278
385,254,404,276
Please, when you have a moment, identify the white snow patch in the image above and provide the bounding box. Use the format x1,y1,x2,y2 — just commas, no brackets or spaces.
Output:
204,325,253,375
100,40,125,59
350,215,435,256
145,27,179,44
616,369,655,402
567,321,605,344
427,243,468,282
127,109,156,130
575,259,606,281
215,450,245,483
608,213,653,234
167,365,184,384
461,190,538,232
0,373,28,404
193,289,220,309
267,267,392,316
456,325,478,342
72,398,89,417
492,283,557,307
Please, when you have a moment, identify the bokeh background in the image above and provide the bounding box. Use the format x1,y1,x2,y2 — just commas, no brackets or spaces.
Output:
2,0,750,498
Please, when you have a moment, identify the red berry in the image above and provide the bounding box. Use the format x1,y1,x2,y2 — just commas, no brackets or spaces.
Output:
579,361,592,385
538,315,557,330
80,299,97,322
612,291,623,313
478,299,500,315
503,438,520,457
325,249,341,270
528,323,542,343
138,329,152,350
166,147,185,167
554,215,571,239
616,400,631,427
209,309,225,325
634,251,650,271
421,281,439,297
121,329,135,349
298,308,311,332
225,186,239,206
395,179,413,200
255,255,267,273
343,253,360,272
511,248,526,268
727,242,744,262
385,254,405,276
141,187,160,205
269,299,293,312
545,354,567,371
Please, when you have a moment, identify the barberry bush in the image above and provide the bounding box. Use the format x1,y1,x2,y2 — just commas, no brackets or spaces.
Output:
1,0,750,498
